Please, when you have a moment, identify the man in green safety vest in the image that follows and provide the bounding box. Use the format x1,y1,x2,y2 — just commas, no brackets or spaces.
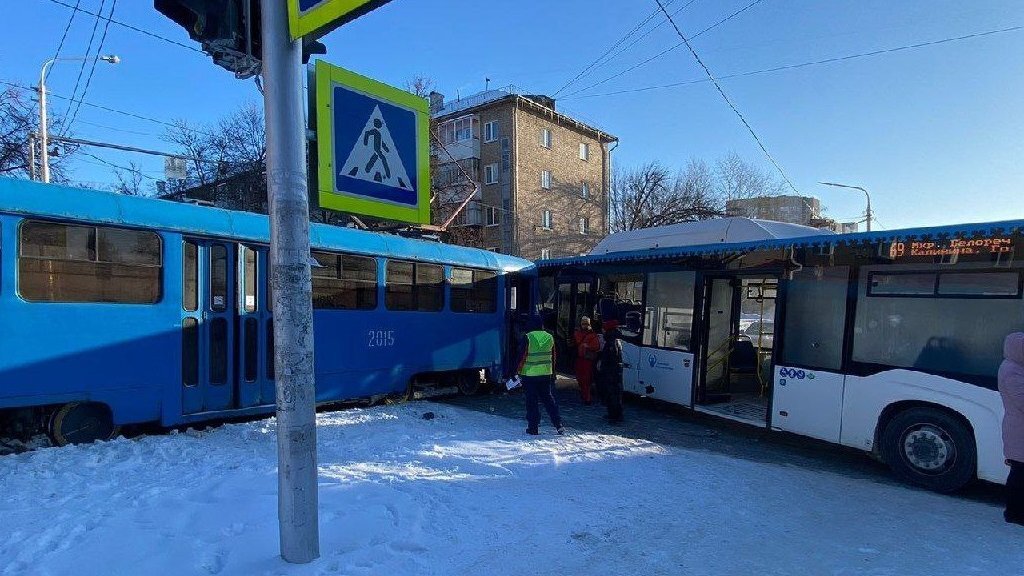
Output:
517,315,564,435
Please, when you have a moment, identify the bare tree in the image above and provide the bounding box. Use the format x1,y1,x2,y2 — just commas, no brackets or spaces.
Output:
162,102,265,191
112,161,148,196
609,161,722,232
0,85,73,181
715,151,784,200
405,76,435,98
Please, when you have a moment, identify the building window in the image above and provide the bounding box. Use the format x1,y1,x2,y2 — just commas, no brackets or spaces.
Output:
541,209,552,230
580,182,589,199
579,217,589,235
541,170,552,189
18,220,162,303
579,142,589,160
484,163,498,185
442,116,474,144
485,206,500,226
450,267,497,313
540,248,551,259
311,251,378,310
541,128,552,148
484,121,498,143
385,260,444,312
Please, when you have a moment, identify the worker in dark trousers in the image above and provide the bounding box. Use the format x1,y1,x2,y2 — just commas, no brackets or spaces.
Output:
598,320,625,424
518,315,563,435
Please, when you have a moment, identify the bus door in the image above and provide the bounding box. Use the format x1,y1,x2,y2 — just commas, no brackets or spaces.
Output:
237,245,274,408
553,278,595,373
770,266,849,443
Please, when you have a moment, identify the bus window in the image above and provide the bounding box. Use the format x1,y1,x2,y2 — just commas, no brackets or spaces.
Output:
644,271,696,351
853,267,1022,379
19,220,162,303
451,267,497,313
780,266,849,371
311,251,377,310
385,261,444,312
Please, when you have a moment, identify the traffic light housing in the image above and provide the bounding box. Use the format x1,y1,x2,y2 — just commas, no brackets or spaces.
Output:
155,0,326,78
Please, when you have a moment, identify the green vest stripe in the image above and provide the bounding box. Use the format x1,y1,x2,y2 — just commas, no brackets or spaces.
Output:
521,330,554,376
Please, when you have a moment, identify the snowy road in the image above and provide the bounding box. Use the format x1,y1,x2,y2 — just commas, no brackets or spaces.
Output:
1,403,1021,576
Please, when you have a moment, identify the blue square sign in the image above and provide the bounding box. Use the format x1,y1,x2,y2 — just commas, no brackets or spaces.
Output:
332,85,418,207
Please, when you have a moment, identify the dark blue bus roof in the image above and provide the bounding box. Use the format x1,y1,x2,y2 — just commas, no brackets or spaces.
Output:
540,218,1024,268
0,178,534,273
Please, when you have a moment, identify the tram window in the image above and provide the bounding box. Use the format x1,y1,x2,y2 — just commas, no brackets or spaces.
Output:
244,317,258,382
243,247,257,313
385,261,444,312
853,267,1022,378
210,317,228,385
18,220,162,303
210,245,228,312
182,317,199,387
643,271,695,350
780,266,849,371
311,251,377,310
183,241,198,312
451,268,497,313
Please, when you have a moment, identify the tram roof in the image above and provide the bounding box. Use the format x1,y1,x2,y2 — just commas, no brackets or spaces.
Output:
0,178,534,273
540,218,1024,268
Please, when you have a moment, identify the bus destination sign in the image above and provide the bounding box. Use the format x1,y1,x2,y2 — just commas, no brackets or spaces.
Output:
889,237,1014,259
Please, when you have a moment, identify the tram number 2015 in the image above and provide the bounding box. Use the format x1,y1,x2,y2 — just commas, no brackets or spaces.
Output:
368,330,395,348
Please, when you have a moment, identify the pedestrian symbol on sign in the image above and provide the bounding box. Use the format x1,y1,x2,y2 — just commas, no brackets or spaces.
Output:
339,105,412,192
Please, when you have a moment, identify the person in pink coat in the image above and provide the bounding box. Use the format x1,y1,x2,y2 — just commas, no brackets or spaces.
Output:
998,332,1024,526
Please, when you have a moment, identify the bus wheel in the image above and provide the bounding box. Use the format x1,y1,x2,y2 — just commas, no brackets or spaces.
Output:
456,371,481,396
48,403,120,446
880,407,975,493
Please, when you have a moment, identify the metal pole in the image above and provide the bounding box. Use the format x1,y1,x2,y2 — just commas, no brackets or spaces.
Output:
260,0,320,563
28,133,37,181
863,188,872,232
38,61,53,184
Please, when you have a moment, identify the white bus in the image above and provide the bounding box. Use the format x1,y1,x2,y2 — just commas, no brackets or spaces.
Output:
539,217,1022,492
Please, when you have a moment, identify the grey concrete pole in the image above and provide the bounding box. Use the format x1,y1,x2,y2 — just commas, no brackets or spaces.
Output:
38,61,53,184
259,0,320,563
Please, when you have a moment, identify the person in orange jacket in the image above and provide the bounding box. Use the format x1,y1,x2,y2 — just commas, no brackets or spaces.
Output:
572,316,601,405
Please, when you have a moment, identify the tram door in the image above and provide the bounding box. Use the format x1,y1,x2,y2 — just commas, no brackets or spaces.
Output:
181,239,273,415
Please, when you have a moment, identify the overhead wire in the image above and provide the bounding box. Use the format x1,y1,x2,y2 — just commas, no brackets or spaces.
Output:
564,0,766,99
565,24,1024,99
652,0,799,195
63,0,108,123
46,0,83,79
44,0,203,53
64,0,119,137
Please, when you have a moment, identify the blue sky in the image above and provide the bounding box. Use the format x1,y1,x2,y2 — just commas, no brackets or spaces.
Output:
2,0,1022,229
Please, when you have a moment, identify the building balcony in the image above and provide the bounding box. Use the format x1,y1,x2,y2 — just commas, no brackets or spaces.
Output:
432,136,480,163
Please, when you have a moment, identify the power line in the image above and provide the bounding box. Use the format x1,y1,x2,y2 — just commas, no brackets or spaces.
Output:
565,0,766,99
79,150,160,179
47,0,83,79
44,0,203,53
552,0,686,97
566,24,1024,99
653,0,799,195
65,0,119,137
64,0,107,122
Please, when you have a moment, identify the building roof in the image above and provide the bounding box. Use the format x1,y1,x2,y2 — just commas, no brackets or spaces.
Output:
540,217,1024,268
434,89,617,143
589,217,828,255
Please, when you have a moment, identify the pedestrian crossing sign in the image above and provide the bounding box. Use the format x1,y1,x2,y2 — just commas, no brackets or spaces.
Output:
314,60,430,224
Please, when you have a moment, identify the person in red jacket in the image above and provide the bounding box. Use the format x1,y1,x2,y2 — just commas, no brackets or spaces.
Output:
572,316,601,405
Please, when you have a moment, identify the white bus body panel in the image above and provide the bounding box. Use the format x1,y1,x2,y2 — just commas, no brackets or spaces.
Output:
771,366,845,443
637,347,695,406
620,341,642,395
841,370,1007,484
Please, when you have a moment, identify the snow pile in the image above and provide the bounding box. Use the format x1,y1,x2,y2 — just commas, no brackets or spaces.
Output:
1,404,1021,576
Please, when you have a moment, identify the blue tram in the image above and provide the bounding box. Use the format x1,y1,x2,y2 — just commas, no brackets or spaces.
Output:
0,178,535,444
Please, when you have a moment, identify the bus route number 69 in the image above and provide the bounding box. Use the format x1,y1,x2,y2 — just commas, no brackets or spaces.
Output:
368,330,395,348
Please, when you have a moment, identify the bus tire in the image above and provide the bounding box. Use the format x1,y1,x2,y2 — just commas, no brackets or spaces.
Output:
48,402,120,446
880,406,975,493
456,370,481,396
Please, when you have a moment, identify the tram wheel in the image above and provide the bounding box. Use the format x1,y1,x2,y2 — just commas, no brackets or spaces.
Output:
456,370,482,396
880,406,975,493
48,403,120,446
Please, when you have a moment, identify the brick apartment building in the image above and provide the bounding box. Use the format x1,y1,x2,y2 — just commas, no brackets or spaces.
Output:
430,88,617,260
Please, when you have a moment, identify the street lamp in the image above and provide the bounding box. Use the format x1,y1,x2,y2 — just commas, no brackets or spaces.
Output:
820,181,872,232
38,54,120,183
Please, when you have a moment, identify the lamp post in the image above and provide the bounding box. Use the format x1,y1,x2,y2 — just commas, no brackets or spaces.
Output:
820,181,872,232
39,55,120,183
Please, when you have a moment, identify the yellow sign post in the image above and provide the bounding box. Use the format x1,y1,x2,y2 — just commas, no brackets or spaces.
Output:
288,0,394,40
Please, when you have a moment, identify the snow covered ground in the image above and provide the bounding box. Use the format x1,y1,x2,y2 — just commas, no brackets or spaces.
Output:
1,403,1021,576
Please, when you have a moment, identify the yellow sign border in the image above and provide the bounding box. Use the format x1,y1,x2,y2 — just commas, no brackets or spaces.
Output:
288,0,392,41
314,60,430,224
